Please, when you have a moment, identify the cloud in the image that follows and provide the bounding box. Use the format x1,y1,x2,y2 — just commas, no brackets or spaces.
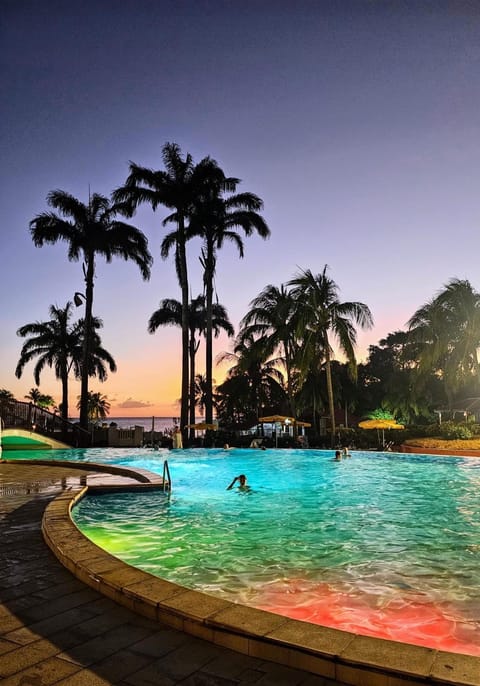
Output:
116,397,154,409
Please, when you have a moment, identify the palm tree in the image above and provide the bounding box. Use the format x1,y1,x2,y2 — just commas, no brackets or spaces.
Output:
113,143,216,442
194,373,209,417
16,303,116,422
148,295,233,440
408,278,480,403
30,191,152,432
77,391,110,422
216,332,285,428
16,303,79,421
25,388,42,404
37,394,55,410
189,179,270,425
288,266,373,446
239,284,298,418
23,389,55,411
0,389,15,425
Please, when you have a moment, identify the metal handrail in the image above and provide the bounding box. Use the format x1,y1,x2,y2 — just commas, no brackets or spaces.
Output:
162,459,171,492
0,399,91,447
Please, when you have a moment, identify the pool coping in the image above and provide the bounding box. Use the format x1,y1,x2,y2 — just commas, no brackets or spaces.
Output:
7,458,479,686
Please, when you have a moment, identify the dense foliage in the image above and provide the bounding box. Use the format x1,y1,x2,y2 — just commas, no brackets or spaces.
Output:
215,277,480,444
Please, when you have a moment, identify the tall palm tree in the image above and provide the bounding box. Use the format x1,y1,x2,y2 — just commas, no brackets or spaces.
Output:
16,303,79,421
113,143,217,441
408,278,480,402
189,178,270,425
288,266,373,446
239,284,298,418
16,303,117,422
148,295,233,440
30,191,151,432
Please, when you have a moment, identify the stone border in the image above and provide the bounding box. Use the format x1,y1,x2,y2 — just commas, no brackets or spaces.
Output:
9,458,477,686
400,444,480,458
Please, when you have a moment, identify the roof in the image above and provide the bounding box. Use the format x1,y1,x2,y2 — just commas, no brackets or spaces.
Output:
435,397,480,413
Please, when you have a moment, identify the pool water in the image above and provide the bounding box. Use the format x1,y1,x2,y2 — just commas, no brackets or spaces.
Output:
17,447,480,655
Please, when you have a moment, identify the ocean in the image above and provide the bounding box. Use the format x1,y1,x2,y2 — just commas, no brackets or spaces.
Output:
79,417,204,432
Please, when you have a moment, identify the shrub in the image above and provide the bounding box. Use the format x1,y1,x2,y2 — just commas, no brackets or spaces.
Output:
439,421,473,440
469,423,480,436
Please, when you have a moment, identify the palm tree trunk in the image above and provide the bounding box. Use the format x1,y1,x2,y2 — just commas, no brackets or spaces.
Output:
325,344,336,448
60,359,69,423
188,328,196,443
177,220,190,445
205,243,214,425
79,257,94,440
60,360,69,441
285,348,297,431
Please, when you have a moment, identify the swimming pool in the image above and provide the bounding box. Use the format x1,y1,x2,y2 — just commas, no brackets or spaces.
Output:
59,446,479,656
11,446,479,655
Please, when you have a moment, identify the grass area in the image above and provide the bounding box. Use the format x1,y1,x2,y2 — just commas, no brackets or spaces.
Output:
404,437,480,450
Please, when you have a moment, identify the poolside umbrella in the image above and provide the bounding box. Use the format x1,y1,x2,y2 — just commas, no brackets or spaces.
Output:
358,419,404,448
258,415,296,448
258,415,296,423
186,422,217,431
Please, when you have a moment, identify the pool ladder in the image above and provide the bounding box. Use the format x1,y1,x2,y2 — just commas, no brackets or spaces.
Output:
162,460,171,493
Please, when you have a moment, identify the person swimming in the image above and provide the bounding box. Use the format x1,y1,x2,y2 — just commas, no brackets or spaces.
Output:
226,474,249,490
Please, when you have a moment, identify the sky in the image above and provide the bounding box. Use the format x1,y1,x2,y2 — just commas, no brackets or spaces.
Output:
2,0,480,417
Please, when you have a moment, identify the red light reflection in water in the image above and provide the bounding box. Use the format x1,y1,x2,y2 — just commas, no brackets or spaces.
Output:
254,579,480,656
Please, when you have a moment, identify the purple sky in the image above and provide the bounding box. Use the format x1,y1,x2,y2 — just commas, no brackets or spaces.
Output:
2,1,480,416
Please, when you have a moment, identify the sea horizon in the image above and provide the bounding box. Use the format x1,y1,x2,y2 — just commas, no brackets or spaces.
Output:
68,416,206,432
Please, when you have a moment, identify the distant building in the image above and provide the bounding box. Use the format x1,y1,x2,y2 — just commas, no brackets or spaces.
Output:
434,398,480,424
92,423,144,447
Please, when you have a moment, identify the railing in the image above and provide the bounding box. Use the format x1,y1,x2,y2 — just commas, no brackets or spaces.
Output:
0,399,91,448
162,459,171,493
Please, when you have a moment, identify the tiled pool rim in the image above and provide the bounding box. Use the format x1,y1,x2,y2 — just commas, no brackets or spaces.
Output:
11,458,476,686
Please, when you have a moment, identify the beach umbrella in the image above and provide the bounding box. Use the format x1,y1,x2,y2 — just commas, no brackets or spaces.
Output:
358,418,404,448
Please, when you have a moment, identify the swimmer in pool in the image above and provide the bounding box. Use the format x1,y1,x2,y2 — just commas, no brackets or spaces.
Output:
226,474,250,491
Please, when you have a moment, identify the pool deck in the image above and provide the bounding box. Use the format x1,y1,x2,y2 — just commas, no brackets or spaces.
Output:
1,459,479,686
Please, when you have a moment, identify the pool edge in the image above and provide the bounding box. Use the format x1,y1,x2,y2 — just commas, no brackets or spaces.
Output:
38,461,480,686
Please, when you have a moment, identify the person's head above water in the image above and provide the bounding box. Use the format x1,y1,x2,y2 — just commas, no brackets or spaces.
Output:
227,474,248,490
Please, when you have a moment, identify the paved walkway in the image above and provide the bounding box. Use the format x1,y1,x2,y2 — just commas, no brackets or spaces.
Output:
0,462,335,686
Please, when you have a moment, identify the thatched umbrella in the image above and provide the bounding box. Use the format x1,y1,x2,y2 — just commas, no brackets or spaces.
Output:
358,419,404,448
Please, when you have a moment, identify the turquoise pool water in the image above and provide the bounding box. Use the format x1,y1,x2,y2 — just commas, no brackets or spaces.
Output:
10,447,480,654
